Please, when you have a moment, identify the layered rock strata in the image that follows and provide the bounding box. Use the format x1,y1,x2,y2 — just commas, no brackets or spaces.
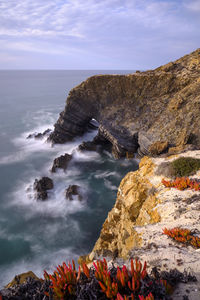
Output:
49,49,200,157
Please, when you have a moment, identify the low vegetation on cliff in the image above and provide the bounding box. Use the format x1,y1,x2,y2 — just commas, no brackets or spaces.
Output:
162,177,200,191
42,258,193,300
163,227,200,249
157,157,200,178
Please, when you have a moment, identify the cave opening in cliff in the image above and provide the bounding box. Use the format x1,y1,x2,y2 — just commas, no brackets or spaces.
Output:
88,118,99,130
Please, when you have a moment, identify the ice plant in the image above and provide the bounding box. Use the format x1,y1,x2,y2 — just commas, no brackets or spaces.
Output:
160,279,174,295
44,258,172,299
116,293,135,300
162,177,200,191
82,262,90,278
93,258,118,298
44,260,78,299
94,258,148,299
163,227,200,248
138,293,154,300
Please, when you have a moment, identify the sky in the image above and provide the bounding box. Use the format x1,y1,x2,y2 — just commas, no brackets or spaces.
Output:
0,0,199,70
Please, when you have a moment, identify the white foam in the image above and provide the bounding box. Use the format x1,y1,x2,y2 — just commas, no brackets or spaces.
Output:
0,122,98,165
0,246,79,289
11,178,88,219
72,149,101,162
22,108,59,130
94,171,121,179
104,179,118,191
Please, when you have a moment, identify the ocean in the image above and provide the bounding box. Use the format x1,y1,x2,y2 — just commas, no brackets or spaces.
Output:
0,70,138,288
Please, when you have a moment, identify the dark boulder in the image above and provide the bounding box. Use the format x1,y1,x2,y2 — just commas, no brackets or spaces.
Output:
78,130,112,153
93,131,112,146
111,144,126,159
78,141,97,152
33,177,53,200
51,153,72,172
65,185,82,201
27,128,52,139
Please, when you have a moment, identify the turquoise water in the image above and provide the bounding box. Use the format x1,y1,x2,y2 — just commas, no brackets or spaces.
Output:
0,70,138,288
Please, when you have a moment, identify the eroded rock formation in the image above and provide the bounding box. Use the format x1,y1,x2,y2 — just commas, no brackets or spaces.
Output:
49,48,200,157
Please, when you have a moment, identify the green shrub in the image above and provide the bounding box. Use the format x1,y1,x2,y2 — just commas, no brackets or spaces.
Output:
171,157,200,177
156,157,200,178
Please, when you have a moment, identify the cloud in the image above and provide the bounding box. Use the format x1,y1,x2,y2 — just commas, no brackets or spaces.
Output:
184,0,200,12
0,0,199,69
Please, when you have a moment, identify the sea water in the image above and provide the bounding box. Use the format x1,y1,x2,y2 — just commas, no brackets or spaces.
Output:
0,70,138,288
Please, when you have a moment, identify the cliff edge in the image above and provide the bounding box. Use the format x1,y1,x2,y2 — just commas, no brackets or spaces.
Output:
87,150,200,299
49,48,200,157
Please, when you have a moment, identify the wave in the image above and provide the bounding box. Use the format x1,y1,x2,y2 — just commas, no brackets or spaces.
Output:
94,170,121,179
10,175,88,219
0,246,79,289
0,124,98,166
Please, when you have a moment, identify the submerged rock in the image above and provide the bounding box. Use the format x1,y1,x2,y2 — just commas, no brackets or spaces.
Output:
51,153,72,172
27,128,51,139
33,177,53,200
78,141,97,152
49,48,200,157
65,185,82,201
78,131,112,154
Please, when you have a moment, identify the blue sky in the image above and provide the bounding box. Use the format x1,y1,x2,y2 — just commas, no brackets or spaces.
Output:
0,0,199,69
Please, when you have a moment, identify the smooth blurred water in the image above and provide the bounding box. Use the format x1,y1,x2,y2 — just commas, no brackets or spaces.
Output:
0,70,138,288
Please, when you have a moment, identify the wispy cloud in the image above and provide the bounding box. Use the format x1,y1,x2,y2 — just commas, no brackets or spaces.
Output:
0,0,199,69
184,0,200,12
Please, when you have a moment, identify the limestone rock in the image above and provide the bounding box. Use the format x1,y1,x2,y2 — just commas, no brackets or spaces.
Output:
5,271,39,288
149,141,168,156
86,150,200,284
49,48,200,157
51,153,72,172
86,156,155,259
33,177,53,200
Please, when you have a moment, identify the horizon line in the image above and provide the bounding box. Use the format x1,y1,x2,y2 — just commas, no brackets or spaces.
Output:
0,69,137,71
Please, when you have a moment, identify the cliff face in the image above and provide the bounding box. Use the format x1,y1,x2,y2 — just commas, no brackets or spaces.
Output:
87,150,200,299
50,48,200,157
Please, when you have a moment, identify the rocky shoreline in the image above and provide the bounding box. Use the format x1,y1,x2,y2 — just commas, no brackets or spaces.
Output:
1,49,200,299
49,48,200,158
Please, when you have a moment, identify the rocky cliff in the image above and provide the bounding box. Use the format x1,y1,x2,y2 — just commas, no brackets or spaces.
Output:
87,150,200,299
49,48,200,157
